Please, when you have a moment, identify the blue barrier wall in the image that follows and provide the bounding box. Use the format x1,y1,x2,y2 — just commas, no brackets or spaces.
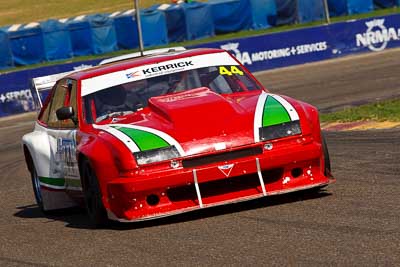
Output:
140,9,169,47
88,14,118,54
0,29,13,69
250,0,277,29
209,0,253,33
1,13,400,117
374,0,397,8
67,17,94,57
298,0,326,23
182,2,215,40
4,24,46,66
328,0,374,16
154,4,187,43
41,20,73,61
113,10,139,50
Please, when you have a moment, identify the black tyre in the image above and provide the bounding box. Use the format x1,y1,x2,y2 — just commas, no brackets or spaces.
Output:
321,133,332,177
82,160,108,228
30,164,45,212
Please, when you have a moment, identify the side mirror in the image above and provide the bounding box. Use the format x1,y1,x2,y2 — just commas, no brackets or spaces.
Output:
56,106,75,122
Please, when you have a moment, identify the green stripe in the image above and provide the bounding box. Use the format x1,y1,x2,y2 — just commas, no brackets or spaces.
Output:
262,96,291,127
39,177,65,187
113,127,170,151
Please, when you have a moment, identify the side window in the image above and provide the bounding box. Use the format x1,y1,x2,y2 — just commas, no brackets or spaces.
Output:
47,79,78,129
47,80,67,128
64,79,78,129
38,88,54,124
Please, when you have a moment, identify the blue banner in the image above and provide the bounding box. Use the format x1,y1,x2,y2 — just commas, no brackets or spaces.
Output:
191,13,400,72
1,13,400,117
0,59,101,117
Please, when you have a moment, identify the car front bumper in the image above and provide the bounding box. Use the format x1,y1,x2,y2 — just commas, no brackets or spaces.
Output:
106,137,335,222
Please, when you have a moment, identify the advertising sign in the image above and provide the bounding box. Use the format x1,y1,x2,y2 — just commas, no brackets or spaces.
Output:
191,13,400,72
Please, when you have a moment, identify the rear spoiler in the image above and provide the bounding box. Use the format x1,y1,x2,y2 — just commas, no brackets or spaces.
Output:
30,64,93,109
30,70,75,109
99,46,186,65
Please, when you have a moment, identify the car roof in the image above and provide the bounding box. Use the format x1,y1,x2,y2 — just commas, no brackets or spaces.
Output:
68,48,228,81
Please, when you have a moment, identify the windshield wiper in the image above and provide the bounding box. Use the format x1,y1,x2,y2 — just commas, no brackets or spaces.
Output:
96,111,133,123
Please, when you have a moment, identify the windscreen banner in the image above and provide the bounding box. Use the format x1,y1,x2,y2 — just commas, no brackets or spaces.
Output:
1,13,400,117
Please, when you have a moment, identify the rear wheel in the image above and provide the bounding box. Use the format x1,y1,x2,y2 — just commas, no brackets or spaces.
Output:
82,160,108,228
30,165,45,212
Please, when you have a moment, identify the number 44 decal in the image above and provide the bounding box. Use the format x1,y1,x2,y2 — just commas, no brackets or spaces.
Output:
219,66,244,76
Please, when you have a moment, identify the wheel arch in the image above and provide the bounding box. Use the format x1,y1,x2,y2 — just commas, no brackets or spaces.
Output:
21,131,51,176
23,144,34,173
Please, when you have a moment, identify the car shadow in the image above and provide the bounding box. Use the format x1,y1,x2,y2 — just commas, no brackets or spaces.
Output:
14,189,332,230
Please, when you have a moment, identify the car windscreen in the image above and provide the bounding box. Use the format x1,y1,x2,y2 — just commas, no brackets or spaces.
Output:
83,65,261,123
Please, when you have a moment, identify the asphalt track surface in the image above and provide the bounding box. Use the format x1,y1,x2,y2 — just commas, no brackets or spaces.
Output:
1,49,399,266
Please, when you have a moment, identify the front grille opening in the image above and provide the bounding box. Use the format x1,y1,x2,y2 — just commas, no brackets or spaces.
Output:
182,147,263,168
262,168,284,183
167,168,284,202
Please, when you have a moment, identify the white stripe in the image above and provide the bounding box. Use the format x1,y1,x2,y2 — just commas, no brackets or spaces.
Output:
253,92,268,142
81,52,239,96
112,124,186,156
93,125,140,153
110,11,121,18
123,9,135,15
158,4,171,10
193,170,204,208
8,24,21,32
40,182,65,190
271,94,300,121
24,22,39,29
253,92,300,142
59,18,68,23
256,158,267,196
74,15,86,21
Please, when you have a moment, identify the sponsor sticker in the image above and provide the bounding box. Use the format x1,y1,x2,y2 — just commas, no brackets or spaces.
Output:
221,41,328,66
81,52,238,96
218,164,235,177
356,19,400,52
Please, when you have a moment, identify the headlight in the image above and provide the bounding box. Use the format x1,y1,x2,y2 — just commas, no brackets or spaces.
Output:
259,120,301,141
134,146,180,165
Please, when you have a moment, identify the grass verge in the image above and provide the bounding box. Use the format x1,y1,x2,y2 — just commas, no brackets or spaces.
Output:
320,98,400,123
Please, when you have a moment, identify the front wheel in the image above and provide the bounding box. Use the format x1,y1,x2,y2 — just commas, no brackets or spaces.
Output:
321,133,332,177
82,160,108,228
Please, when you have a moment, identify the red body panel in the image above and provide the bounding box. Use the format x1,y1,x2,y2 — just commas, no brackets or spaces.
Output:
46,48,333,221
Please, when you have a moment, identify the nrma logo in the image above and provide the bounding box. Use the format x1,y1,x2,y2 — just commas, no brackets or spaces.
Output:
356,19,400,52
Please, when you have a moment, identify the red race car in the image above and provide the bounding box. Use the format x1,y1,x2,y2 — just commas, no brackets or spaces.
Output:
23,48,334,226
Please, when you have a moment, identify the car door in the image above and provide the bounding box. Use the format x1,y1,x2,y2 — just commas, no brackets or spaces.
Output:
46,78,81,192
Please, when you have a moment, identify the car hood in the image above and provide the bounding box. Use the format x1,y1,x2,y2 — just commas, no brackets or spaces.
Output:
95,88,304,157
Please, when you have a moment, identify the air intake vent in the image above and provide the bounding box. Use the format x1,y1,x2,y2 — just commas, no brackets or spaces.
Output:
182,147,263,168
